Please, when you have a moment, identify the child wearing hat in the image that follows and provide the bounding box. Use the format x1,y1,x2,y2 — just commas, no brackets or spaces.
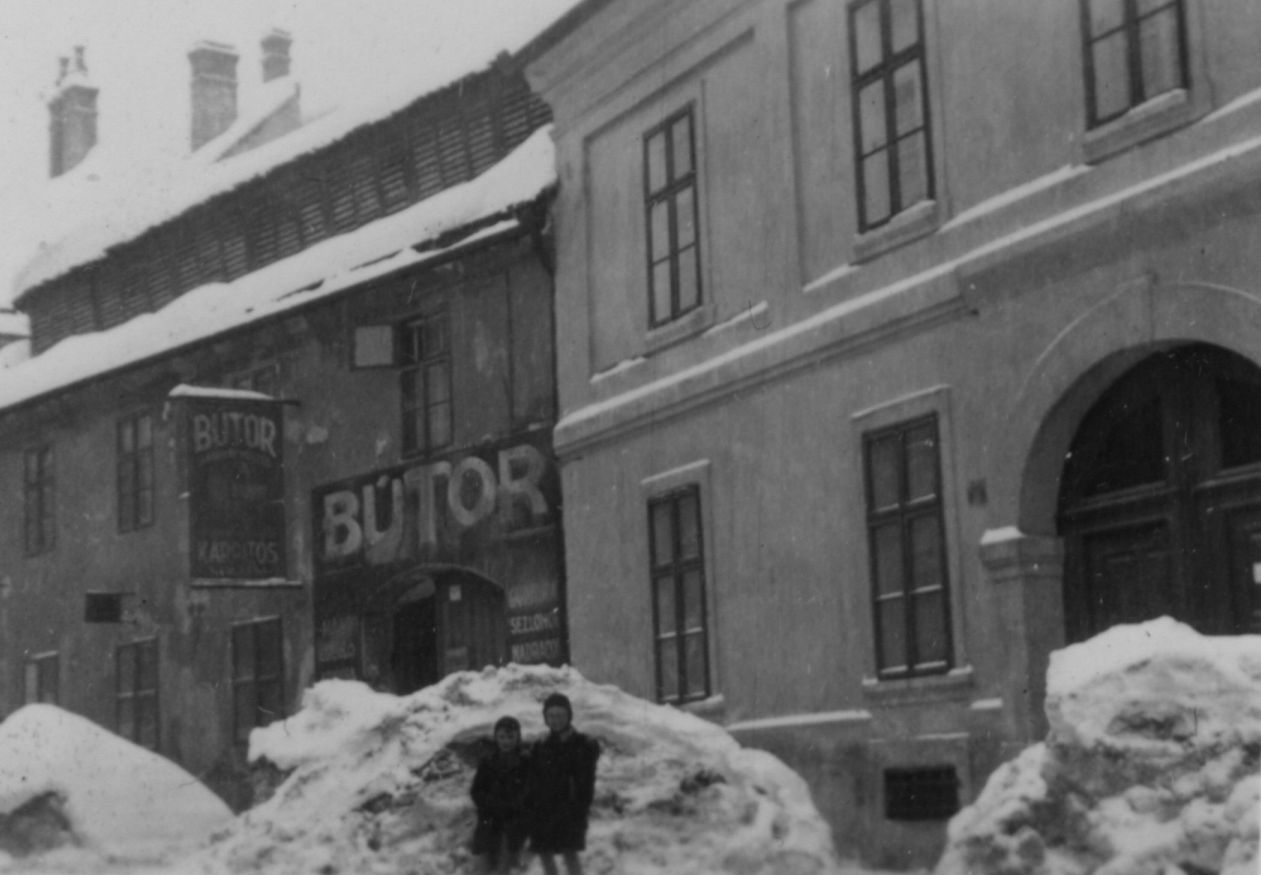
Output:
470,715,532,874
529,693,600,875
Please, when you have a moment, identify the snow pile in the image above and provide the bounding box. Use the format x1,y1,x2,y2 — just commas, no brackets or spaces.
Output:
192,664,842,875
0,704,233,864
936,618,1261,875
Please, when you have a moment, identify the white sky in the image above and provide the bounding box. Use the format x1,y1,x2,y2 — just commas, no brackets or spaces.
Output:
0,0,577,308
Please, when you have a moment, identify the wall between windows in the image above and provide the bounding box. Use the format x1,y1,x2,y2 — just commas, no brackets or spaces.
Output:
0,234,555,809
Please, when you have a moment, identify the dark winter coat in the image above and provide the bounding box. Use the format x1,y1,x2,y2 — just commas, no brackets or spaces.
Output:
469,748,532,856
528,730,600,854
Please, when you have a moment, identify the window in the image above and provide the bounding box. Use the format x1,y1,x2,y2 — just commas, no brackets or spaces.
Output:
863,415,952,678
400,311,453,456
24,652,59,705
117,411,154,533
116,638,159,750
23,445,55,555
644,108,701,328
849,0,934,232
649,486,710,703
232,618,284,743
1081,0,1187,128
885,766,959,820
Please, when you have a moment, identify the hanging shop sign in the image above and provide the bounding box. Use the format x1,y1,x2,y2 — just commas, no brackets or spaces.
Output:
185,396,287,580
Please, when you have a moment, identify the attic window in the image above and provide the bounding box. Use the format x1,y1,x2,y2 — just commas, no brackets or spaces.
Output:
884,766,958,821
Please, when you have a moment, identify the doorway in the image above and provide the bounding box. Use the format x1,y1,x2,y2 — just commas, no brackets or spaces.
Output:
1057,344,1261,641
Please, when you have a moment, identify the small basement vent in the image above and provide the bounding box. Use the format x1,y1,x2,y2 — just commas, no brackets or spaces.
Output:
884,766,959,821
84,593,123,623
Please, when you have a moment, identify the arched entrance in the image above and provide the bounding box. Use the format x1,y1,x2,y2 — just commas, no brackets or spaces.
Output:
361,568,508,694
1057,344,1261,641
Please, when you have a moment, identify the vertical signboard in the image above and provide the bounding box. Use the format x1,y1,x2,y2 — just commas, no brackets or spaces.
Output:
186,396,286,581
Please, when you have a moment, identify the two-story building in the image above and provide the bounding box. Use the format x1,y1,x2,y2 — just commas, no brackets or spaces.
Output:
524,0,1261,867
0,12,570,808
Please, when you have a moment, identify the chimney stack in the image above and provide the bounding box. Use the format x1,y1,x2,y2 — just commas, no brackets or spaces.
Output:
260,29,292,83
48,45,98,178
188,40,238,151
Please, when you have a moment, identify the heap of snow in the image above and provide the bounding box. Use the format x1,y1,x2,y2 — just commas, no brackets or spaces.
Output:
192,664,842,875
936,618,1261,875
0,704,233,864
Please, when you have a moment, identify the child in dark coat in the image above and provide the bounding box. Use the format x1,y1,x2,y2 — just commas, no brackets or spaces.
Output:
470,716,532,874
529,693,600,875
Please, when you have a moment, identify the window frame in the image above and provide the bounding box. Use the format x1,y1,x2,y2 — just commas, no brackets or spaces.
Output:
863,413,954,680
23,444,55,556
848,0,936,235
23,651,59,705
1080,0,1190,130
399,309,454,458
642,106,703,330
117,410,155,534
647,484,712,705
116,637,159,751
231,617,285,744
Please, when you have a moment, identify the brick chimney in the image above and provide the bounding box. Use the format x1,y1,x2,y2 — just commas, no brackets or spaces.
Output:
260,29,292,83
189,40,238,151
48,46,98,178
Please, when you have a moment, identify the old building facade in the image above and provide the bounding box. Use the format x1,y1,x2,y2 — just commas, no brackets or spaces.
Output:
525,0,1261,867
0,40,560,808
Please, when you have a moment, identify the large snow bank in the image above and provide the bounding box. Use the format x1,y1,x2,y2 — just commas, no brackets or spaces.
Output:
192,664,842,875
936,617,1261,875
0,704,233,863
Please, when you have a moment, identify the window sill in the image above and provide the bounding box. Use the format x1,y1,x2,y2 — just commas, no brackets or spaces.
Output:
861,665,974,706
644,304,714,354
853,200,939,264
677,693,725,722
1082,89,1196,165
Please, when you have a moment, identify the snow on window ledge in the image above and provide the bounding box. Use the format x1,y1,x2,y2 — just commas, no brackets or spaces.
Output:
1082,89,1197,166
853,199,939,265
861,664,974,705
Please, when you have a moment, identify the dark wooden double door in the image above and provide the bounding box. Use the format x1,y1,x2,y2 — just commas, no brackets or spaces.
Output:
1058,345,1261,641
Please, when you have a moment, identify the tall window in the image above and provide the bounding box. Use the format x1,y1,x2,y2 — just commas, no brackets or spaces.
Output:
117,411,155,533
24,652,59,705
117,638,159,750
232,618,284,743
1082,0,1187,128
400,311,453,456
863,415,952,678
648,487,710,703
23,445,55,556
849,0,934,232
644,108,701,328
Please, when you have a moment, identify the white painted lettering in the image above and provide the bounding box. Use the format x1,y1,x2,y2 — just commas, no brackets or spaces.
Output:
322,490,362,559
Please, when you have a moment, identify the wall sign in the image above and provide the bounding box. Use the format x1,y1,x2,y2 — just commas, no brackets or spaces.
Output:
186,397,287,580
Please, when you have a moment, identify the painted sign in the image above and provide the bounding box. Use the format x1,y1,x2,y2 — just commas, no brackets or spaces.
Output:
312,434,559,574
187,398,286,580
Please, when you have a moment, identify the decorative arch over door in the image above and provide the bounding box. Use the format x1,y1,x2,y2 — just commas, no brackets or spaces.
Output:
1057,344,1261,641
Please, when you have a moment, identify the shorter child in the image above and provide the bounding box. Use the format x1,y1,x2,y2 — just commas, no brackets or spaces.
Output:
470,715,532,874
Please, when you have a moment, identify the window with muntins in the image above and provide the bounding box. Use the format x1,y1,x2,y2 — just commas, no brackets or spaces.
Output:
864,414,952,678
649,486,710,703
118,411,155,533
23,445,55,555
644,108,701,328
400,311,453,456
117,638,159,750
849,0,934,232
24,653,59,705
1082,0,1188,128
232,618,284,743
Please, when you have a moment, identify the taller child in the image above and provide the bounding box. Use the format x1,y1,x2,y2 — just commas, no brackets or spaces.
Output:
530,693,600,875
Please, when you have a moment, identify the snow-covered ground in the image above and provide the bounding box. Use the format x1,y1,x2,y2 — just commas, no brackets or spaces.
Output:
936,617,1260,875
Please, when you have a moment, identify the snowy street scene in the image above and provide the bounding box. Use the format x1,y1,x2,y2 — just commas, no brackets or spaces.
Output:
1,1,1261,873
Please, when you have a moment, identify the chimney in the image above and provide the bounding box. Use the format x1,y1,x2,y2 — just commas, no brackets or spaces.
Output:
48,46,98,178
189,40,238,151
260,29,292,83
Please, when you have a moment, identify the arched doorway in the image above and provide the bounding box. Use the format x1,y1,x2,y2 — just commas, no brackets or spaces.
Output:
361,568,508,694
1057,344,1261,641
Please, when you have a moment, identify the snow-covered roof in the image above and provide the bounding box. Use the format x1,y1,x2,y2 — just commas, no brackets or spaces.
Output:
0,126,556,415
7,0,583,303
